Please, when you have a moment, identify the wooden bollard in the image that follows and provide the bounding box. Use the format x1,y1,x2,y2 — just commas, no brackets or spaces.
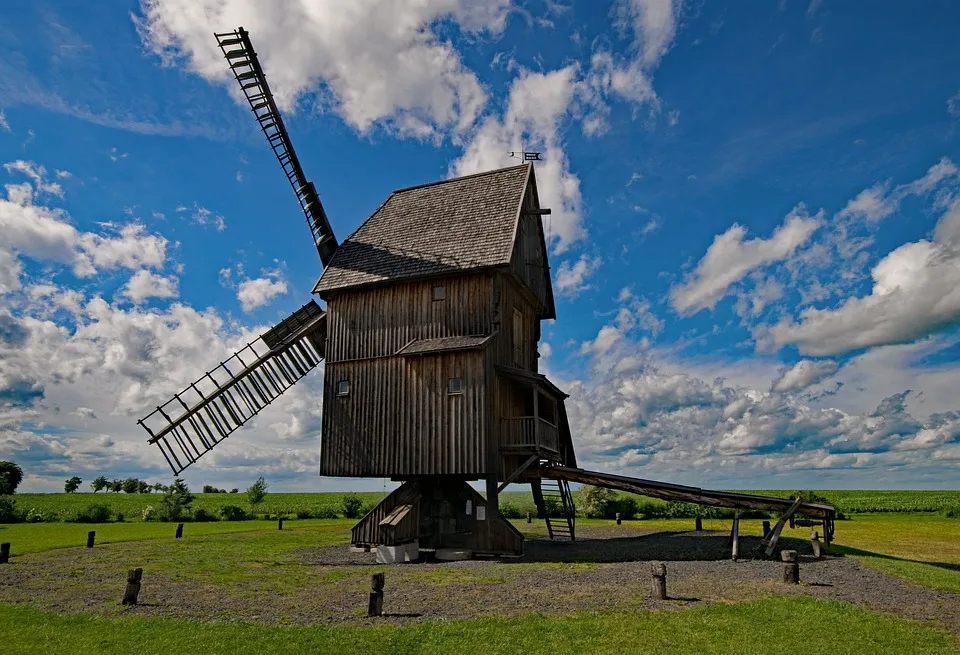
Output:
650,561,667,600
0,542,10,564
526,512,532,524
87,531,96,548
781,550,799,584
122,567,143,605
762,520,771,538
368,572,385,617
789,515,795,529
616,512,622,525
175,523,183,539
810,530,822,559
278,517,283,530
695,517,702,531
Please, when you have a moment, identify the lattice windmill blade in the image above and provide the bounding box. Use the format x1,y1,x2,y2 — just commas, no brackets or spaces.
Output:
214,27,339,266
138,301,326,475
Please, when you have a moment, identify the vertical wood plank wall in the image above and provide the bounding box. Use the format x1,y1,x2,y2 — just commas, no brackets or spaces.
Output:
320,275,492,477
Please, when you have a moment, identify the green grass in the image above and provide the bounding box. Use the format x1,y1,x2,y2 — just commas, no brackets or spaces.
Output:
0,597,955,655
0,518,354,556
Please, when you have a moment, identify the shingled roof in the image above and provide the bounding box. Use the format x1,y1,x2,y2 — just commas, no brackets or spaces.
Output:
313,164,532,294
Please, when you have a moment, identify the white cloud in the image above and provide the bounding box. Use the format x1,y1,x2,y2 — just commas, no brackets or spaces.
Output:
837,157,958,223
176,202,226,231
452,65,586,252
615,0,683,68
121,269,179,303
4,160,64,197
135,0,509,138
670,205,821,315
772,359,838,393
237,274,288,312
554,254,601,297
0,110,9,132
948,89,960,118
761,195,960,356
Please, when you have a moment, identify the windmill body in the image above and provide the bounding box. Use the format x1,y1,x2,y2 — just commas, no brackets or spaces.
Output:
138,28,836,560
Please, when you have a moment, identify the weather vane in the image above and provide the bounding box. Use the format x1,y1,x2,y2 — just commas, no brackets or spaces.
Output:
508,150,542,161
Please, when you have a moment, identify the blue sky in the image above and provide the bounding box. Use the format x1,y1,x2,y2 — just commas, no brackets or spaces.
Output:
2,0,960,492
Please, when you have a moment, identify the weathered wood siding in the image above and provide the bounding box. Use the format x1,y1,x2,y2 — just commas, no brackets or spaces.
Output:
490,272,539,373
320,350,487,477
509,183,551,316
325,276,493,362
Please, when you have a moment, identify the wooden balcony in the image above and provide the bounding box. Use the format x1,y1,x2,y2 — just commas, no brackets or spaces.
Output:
499,416,559,455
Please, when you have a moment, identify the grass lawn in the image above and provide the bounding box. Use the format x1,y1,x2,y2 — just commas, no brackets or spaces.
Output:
0,597,955,655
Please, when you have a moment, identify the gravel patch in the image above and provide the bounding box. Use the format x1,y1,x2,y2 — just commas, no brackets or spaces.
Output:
0,525,957,633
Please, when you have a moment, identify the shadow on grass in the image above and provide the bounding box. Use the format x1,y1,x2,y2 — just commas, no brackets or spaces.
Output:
835,544,960,573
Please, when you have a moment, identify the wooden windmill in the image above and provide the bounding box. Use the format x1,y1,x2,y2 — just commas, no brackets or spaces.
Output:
139,28,837,560
138,28,577,557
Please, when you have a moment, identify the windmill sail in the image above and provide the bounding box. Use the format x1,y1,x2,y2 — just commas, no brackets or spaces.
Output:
214,27,339,266
138,301,326,475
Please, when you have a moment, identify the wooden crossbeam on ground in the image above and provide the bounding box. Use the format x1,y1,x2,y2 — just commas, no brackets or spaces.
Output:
759,496,804,557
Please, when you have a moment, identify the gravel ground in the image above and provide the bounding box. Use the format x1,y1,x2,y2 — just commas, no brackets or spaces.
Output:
1,525,957,633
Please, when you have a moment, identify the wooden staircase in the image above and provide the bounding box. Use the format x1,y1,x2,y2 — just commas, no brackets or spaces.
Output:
541,477,576,541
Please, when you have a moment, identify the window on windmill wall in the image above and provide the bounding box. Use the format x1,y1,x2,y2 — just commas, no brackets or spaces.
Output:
448,377,464,395
433,285,445,301
337,380,350,397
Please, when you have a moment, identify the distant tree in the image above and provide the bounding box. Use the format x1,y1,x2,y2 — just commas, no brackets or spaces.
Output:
342,493,364,519
91,476,109,493
64,476,83,493
109,479,123,493
153,482,168,493
246,477,268,507
229,488,239,494
159,478,194,522
0,461,24,495
137,480,151,494
202,485,218,494
122,478,140,494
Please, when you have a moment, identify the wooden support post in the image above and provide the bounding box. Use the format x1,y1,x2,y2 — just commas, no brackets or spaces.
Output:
789,515,795,529
616,512,621,525
822,518,832,551
730,509,740,561
762,520,771,538
781,550,799,583
650,562,667,600
695,517,702,531
526,512,532,524
278,517,283,530
810,530,822,559
761,496,803,557
122,567,143,605
87,531,95,548
0,543,9,564
368,572,384,617
175,523,183,539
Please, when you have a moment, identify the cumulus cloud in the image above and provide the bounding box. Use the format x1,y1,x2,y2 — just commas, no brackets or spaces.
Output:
4,160,64,197
135,0,508,138
761,196,960,356
121,269,179,303
175,202,226,231
237,274,288,312
771,359,839,393
554,254,601,297
670,205,821,316
837,157,959,223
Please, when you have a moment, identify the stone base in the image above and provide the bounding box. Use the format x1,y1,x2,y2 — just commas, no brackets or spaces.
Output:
375,541,419,564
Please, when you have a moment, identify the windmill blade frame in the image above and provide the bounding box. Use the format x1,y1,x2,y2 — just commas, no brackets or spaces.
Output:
138,301,326,475
215,27,338,266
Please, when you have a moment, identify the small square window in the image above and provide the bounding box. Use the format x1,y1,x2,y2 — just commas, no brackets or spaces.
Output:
448,377,464,394
433,285,445,301
337,380,350,396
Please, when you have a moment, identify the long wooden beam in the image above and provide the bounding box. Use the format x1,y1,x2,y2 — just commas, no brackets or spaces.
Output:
539,466,835,520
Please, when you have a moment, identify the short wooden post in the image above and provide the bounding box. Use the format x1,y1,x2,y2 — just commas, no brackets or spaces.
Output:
526,512,531,523
175,523,183,539
762,520,771,538
368,572,385,617
278,517,283,530
122,567,143,605
822,518,832,551
87,531,95,548
810,530,822,559
789,515,795,529
616,512,621,525
650,561,667,600
781,550,799,584
730,509,740,561
695,517,702,531
0,542,10,564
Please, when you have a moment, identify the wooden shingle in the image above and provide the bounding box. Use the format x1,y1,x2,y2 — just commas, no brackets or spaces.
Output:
313,164,531,294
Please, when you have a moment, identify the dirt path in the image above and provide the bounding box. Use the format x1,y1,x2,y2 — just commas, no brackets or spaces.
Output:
0,525,957,633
